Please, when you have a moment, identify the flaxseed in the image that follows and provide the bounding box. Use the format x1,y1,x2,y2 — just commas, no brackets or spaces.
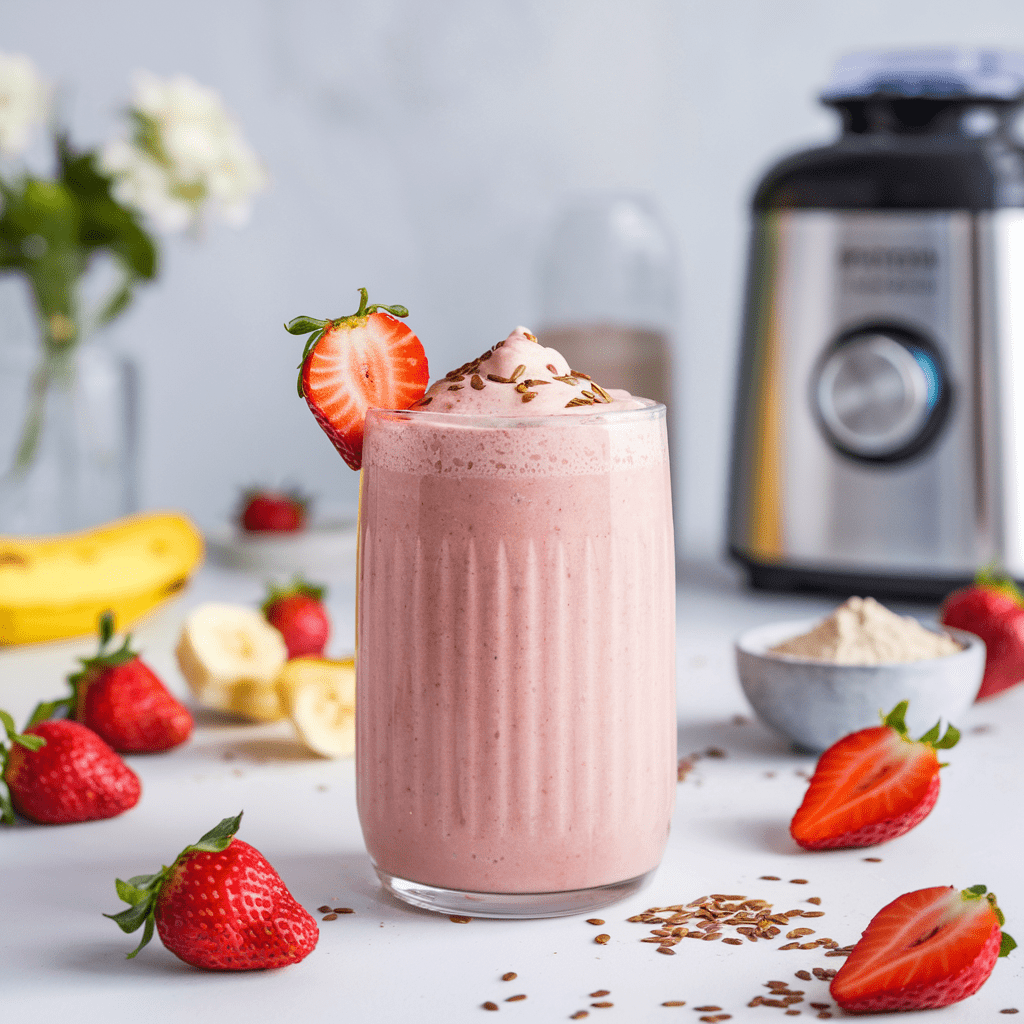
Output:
450,915,472,923
587,919,605,926
506,995,527,1002
589,991,610,998
482,1002,499,1011
502,973,517,982
322,913,337,921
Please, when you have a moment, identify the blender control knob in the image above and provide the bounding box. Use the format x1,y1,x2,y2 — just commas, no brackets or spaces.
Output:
814,328,947,462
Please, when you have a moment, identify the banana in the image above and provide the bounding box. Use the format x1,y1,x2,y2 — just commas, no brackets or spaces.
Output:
279,657,356,758
0,512,203,645
175,604,288,722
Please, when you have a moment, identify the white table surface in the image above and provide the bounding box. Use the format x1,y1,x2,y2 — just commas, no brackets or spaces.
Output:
3,558,1022,1021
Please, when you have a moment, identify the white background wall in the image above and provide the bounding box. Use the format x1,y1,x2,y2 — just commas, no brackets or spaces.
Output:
5,0,1024,558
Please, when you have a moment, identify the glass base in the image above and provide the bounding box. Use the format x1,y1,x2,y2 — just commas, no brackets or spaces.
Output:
375,867,655,919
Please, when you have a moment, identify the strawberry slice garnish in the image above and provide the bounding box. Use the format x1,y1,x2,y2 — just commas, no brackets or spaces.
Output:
790,700,959,850
831,884,1016,1013
286,288,429,470
941,567,1024,700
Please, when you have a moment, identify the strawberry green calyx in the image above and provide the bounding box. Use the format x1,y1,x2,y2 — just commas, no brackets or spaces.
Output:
26,610,137,728
285,287,410,397
105,812,244,959
0,709,46,825
261,575,327,614
975,566,1024,604
881,700,960,751
961,885,1016,958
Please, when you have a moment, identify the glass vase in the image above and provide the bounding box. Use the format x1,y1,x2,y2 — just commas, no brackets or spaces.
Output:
0,336,138,536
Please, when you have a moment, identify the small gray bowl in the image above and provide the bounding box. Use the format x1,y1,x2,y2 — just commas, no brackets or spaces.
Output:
735,619,985,752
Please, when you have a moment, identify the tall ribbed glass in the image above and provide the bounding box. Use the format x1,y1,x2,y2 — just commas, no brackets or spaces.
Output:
356,404,675,917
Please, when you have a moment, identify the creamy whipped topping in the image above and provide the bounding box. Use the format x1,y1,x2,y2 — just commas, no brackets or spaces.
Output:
412,327,647,415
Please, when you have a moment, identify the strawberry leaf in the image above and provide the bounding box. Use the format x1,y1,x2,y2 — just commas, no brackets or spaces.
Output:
26,696,73,728
917,721,941,745
976,565,1024,604
285,316,327,335
186,811,243,854
933,723,960,750
1000,932,1017,957
0,709,16,740
882,701,910,736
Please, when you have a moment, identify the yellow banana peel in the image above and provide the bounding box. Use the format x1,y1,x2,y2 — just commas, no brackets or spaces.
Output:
0,511,204,645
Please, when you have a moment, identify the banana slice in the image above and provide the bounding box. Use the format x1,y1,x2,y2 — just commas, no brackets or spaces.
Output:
279,657,356,758
175,603,288,722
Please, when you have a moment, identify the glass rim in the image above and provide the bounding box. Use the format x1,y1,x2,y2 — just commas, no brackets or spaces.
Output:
365,399,665,430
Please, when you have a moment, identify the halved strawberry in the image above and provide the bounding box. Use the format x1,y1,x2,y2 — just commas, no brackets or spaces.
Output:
790,701,959,850
831,884,1016,1013
286,288,429,470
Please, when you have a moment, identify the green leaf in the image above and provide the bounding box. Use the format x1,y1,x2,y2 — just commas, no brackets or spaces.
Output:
99,610,115,649
186,812,243,854
1000,932,1017,957
115,878,155,906
882,701,910,735
125,912,156,959
26,697,72,728
104,897,152,934
126,871,164,890
933,724,960,750
0,785,15,826
285,316,327,335
11,734,45,752
917,721,941,745
964,884,988,898
0,709,15,740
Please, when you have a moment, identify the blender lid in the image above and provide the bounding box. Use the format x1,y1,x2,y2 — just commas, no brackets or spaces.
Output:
821,48,1024,102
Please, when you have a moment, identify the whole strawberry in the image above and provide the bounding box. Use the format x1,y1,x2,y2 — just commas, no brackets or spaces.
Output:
941,569,1024,700
32,611,192,753
831,884,1015,1012
286,287,429,470
2,711,141,824
239,488,308,533
106,812,319,970
262,578,330,659
790,701,959,850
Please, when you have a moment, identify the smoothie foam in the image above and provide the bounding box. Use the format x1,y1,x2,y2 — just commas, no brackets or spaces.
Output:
357,355,676,894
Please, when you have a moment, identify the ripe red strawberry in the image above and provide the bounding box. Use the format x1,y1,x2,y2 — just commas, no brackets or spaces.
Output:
830,884,1016,1012
106,812,319,970
790,701,958,850
30,611,192,753
262,578,330,659
1,712,141,824
239,488,308,532
941,569,1024,700
286,287,429,470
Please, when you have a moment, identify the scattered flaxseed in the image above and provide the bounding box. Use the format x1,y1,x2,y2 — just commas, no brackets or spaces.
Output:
506,995,526,1002
823,950,850,957
502,973,517,982
591,382,612,402
586,919,606,926
419,396,432,406
570,1013,589,1020
571,369,592,380
594,934,611,944
1001,1011,1020,1015
322,913,338,921
546,364,558,373
510,364,526,381
662,1001,686,1007
863,857,882,863
450,915,472,923
760,876,781,881
817,1014,832,1020
812,968,837,981
657,947,675,955
787,929,815,938
317,905,331,913
705,747,727,758
521,391,537,402
448,384,464,391
802,911,825,918
333,907,354,914
798,942,819,950
722,938,743,945
482,1002,499,1011
806,897,821,905
749,997,765,1007
591,1002,613,1009
699,1017,731,1023
779,942,800,950
809,1004,830,1011
487,373,512,383
795,971,812,981
471,375,485,390
677,757,696,781
784,1012,800,1017
789,879,808,885
589,991,610,998
695,1008,723,1013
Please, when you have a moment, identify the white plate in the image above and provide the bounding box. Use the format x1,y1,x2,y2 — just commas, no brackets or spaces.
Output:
205,518,358,578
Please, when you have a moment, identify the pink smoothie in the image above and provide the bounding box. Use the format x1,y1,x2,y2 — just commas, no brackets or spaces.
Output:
356,330,676,895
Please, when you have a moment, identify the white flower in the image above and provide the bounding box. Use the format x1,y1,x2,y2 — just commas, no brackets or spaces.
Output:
0,53,49,158
101,71,267,233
